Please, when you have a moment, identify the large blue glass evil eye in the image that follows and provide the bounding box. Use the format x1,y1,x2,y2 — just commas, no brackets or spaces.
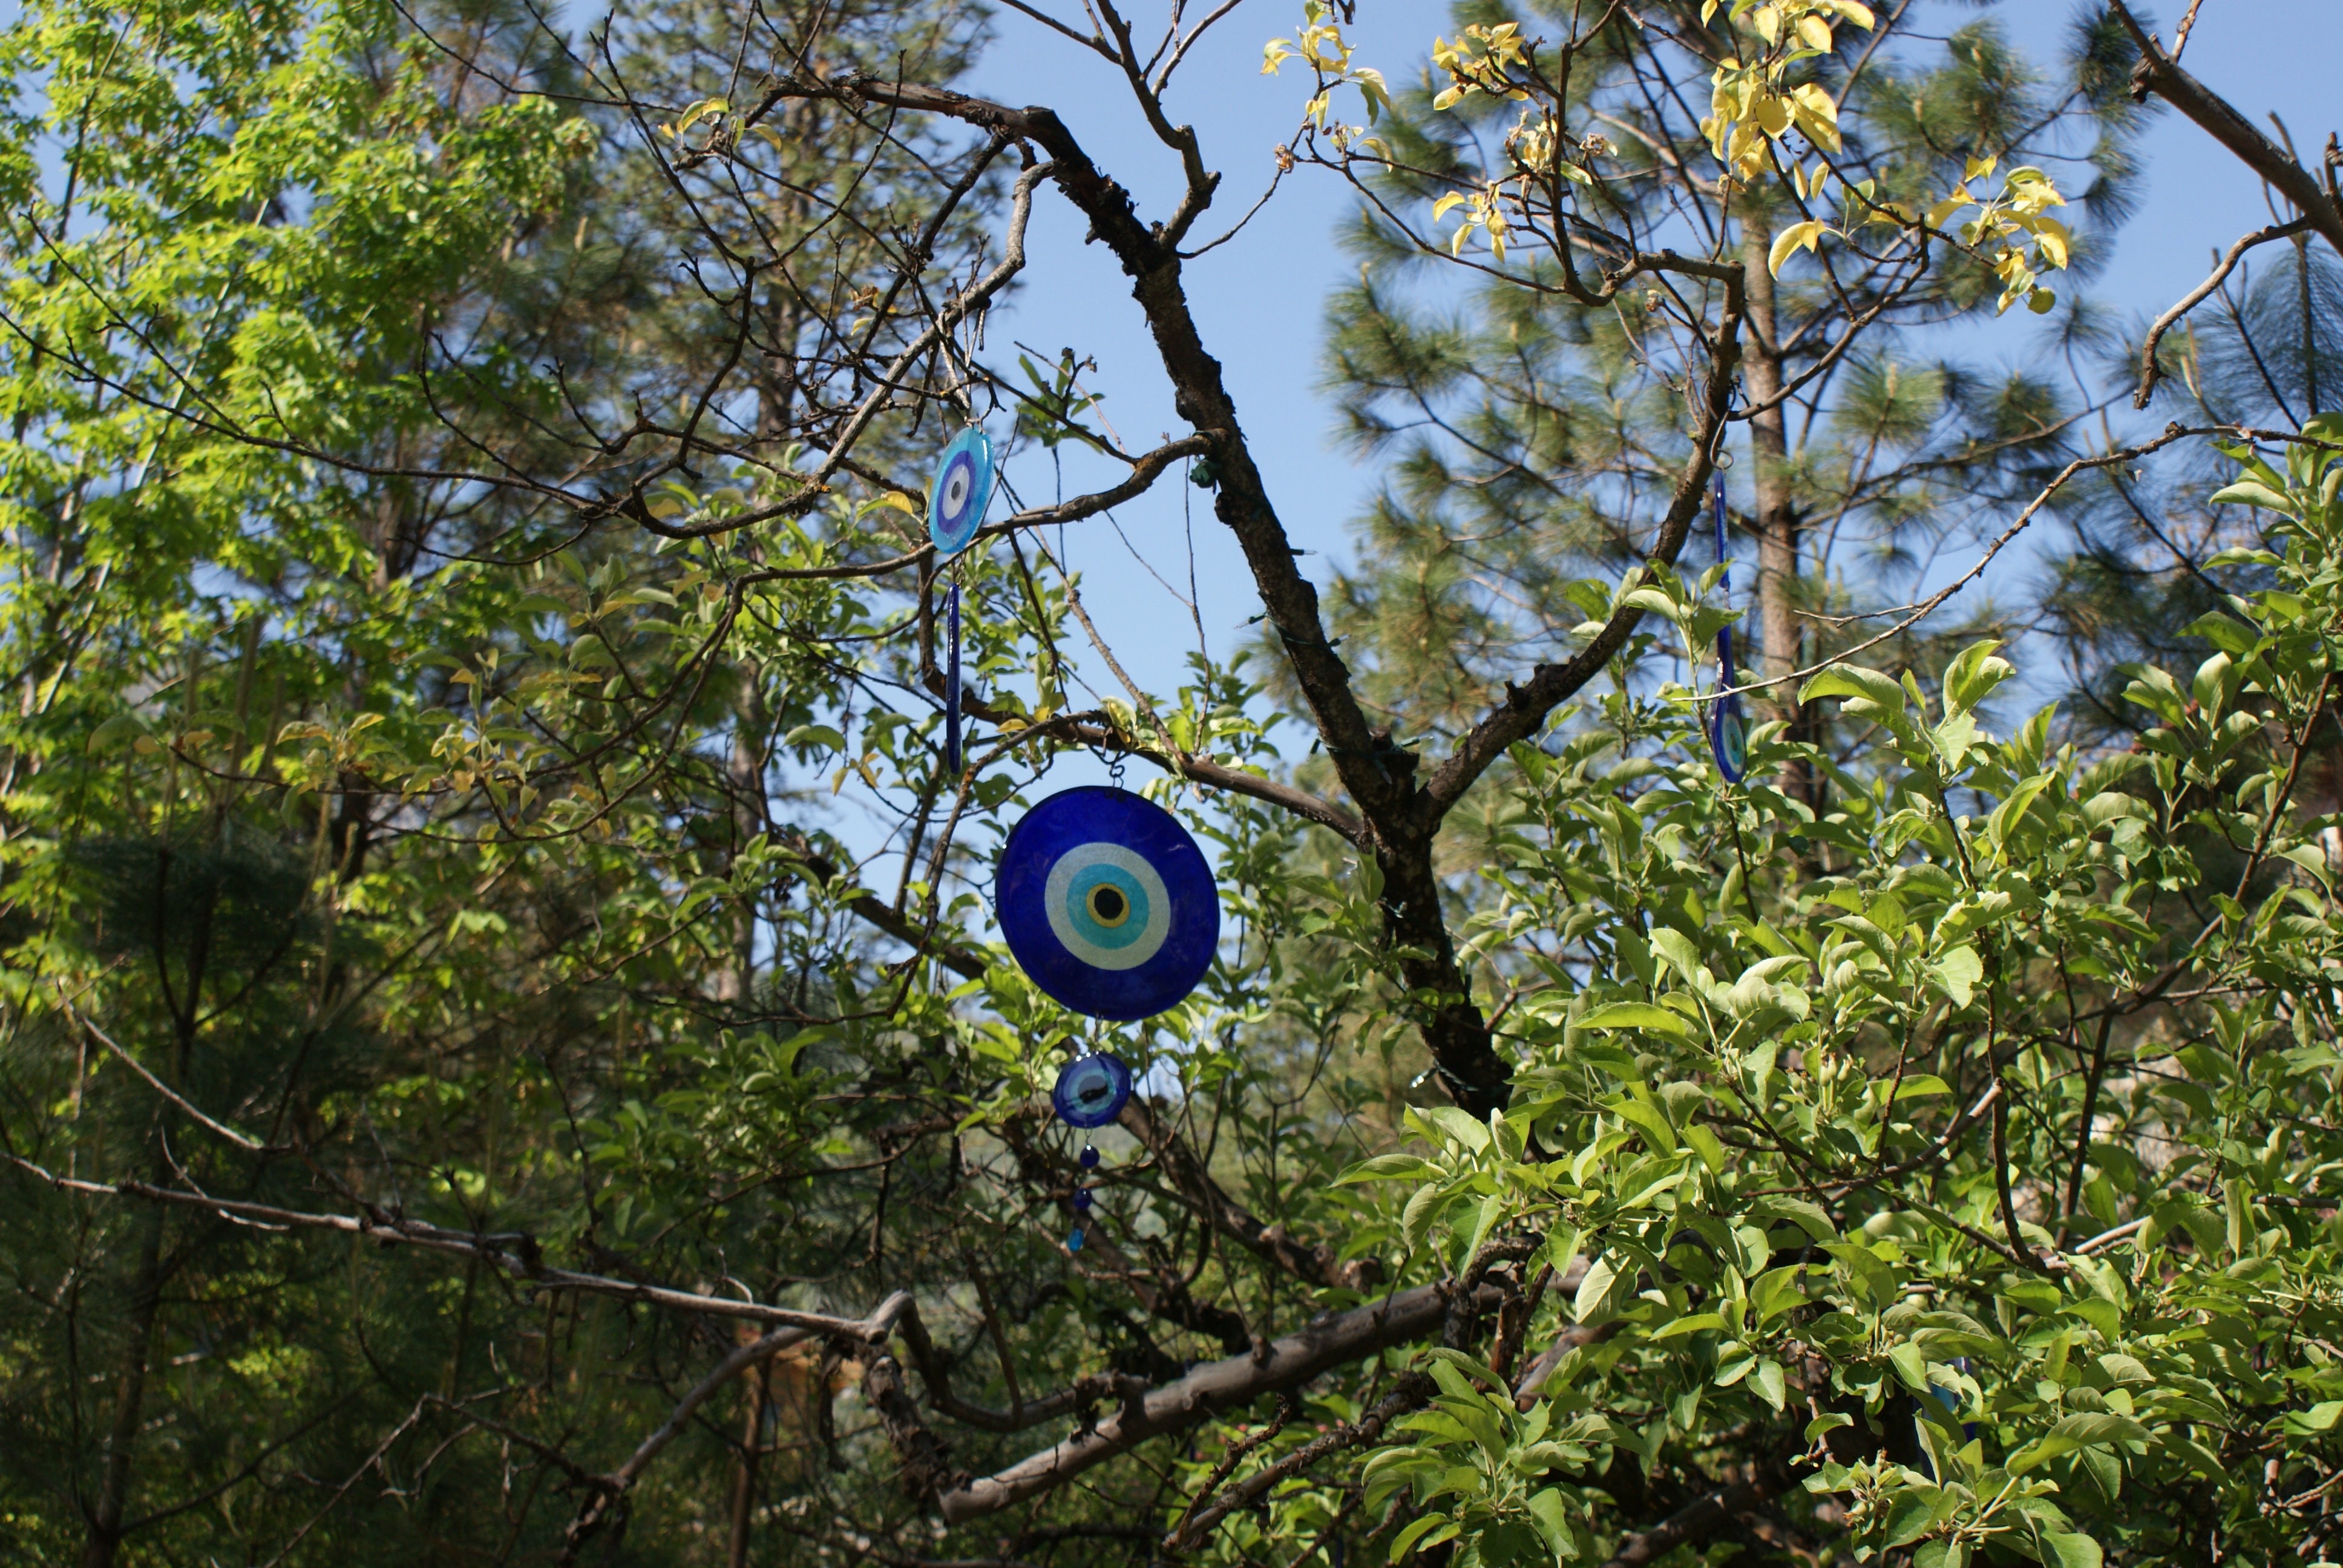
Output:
997,787,1220,1020
1052,1052,1132,1129
928,429,994,557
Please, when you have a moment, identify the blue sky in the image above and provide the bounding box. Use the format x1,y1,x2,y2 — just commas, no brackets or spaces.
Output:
943,0,2341,745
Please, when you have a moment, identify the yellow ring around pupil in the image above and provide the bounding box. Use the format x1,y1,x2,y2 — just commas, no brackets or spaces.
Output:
1086,884,1130,927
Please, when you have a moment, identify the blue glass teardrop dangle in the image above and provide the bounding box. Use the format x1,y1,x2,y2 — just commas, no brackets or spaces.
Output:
943,581,962,777
1069,1140,1099,1251
1706,475,1748,783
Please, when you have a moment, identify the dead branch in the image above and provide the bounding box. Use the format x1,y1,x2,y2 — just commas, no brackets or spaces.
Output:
932,1279,1501,1524
1116,1096,1382,1291
2134,217,2313,407
2109,2,2343,260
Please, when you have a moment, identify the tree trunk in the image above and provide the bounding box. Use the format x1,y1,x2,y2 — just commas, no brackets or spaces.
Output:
1740,217,1817,809
80,1183,166,1568
727,1360,772,1568
717,679,767,1004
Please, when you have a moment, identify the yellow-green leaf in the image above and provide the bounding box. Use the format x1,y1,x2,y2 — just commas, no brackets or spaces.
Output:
1768,220,1827,275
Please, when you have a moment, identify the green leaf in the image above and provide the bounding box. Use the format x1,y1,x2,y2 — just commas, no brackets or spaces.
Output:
1526,1488,1577,1558
1751,1263,1807,1322
1576,1001,1693,1039
2184,610,2266,659
1941,638,2013,716
1573,1255,1620,1322
784,724,847,751
1799,663,1907,714
1881,1486,1945,1548
1749,1357,1787,1411
1418,1105,1492,1154
1388,1515,1457,1563
1929,946,1982,1007
1768,219,1829,275
88,714,150,754
1650,1312,1725,1341
2285,1400,2343,1434
2208,480,2293,512
1336,1154,1445,1184
1751,1195,1838,1241
1611,1096,1678,1155
2040,1534,2104,1568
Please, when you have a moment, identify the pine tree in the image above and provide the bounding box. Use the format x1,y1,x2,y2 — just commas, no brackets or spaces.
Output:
1310,2,2143,804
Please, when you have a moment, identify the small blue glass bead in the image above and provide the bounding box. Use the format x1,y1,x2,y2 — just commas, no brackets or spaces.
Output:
1078,1144,1100,1169
1068,1227,1084,1251
1072,1188,1093,1212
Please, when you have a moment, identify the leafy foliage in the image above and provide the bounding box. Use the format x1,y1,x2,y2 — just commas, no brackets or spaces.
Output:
4,0,2343,1566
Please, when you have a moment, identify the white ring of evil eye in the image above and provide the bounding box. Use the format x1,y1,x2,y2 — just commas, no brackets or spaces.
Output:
1043,843,1171,971
941,463,972,519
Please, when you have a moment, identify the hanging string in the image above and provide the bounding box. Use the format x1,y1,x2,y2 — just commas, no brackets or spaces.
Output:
1070,1138,1099,1252
945,574,963,777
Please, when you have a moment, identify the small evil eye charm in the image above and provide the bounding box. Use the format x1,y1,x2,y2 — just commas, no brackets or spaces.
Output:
928,428,995,557
997,787,1220,1020
1051,1052,1132,1129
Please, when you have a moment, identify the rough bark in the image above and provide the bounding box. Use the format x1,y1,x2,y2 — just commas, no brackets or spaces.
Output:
738,73,1743,1120
2108,2,2343,261
1740,214,1815,810
934,1279,1498,1524
79,1197,165,1568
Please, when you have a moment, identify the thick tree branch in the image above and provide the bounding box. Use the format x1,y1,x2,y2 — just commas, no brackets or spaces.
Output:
1414,327,1743,826
2109,2,2343,259
932,1279,1500,1524
785,75,1401,834
1117,1096,1382,1291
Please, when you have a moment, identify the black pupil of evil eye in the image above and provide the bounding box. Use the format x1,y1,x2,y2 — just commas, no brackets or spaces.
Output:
1092,887,1124,920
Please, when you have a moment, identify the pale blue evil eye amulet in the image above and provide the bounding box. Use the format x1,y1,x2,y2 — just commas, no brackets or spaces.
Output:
928,427,994,558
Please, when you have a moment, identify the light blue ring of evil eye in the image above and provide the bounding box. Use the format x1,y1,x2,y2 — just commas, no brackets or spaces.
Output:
1044,844,1170,970
1057,860,1155,955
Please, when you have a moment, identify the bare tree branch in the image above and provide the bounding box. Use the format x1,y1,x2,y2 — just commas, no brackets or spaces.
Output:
934,1279,1499,1524
2134,217,2313,408
2109,1,2343,259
